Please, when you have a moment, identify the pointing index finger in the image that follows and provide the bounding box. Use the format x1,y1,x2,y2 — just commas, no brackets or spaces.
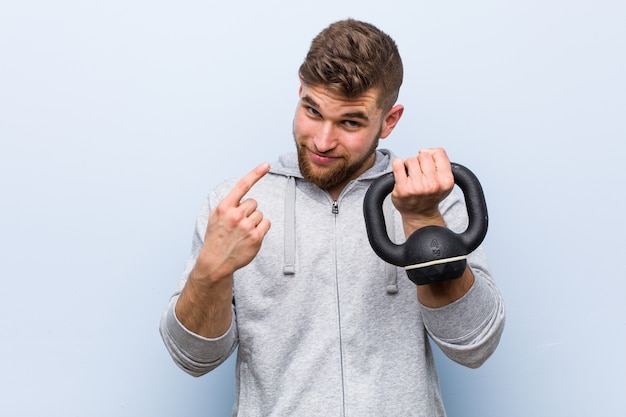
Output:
223,163,271,207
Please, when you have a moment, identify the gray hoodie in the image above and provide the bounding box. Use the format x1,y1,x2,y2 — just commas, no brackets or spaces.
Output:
160,149,505,416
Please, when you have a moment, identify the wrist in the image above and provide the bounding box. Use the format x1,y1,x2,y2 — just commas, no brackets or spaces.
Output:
401,212,445,237
188,264,233,295
192,249,237,285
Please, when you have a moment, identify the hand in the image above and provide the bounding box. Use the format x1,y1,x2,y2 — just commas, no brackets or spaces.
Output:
391,148,454,235
194,163,272,282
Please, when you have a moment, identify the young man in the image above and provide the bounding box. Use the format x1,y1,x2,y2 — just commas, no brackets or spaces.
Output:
160,19,505,416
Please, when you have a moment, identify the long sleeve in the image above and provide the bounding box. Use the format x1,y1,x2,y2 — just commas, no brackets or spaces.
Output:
160,299,238,376
419,189,506,368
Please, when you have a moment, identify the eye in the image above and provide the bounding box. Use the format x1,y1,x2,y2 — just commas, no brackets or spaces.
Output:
343,120,361,128
307,107,321,117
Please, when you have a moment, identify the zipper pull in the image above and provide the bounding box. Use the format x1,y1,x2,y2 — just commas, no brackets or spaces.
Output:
332,201,339,214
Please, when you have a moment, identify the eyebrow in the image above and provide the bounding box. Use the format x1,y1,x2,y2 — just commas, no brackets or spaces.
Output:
301,94,370,122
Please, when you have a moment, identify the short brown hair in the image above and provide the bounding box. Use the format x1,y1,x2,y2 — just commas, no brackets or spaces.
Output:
298,19,403,112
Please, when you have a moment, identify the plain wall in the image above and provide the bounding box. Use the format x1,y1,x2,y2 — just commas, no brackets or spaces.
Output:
1,0,624,416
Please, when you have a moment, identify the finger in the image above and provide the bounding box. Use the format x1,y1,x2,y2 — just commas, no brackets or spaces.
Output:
405,156,426,180
417,150,438,177
392,157,409,186
417,148,450,171
239,198,259,217
426,149,453,188
256,218,272,237
246,209,264,226
392,157,407,177
429,148,451,173
223,163,271,207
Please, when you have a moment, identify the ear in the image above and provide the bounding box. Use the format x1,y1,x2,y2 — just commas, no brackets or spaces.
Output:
379,104,404,139
298,78,305,96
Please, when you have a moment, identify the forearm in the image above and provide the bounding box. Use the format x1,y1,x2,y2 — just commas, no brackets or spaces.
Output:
160,228,239,376
417,266,475,307
402,213,474,307
175,267,234,339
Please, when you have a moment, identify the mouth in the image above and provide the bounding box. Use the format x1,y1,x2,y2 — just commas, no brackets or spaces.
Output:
307,148,341,165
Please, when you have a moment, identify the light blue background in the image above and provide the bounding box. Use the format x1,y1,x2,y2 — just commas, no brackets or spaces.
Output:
1,0,624,416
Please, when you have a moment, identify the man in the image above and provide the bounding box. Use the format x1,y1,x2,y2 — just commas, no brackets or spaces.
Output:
160,19,505,416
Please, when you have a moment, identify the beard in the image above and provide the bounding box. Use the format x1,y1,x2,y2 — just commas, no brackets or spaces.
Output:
295,134,380,190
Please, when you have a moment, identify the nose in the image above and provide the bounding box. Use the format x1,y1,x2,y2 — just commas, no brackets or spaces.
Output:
313,122,338,153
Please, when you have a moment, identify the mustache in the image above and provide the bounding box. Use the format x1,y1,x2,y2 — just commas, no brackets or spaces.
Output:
297,143,345,160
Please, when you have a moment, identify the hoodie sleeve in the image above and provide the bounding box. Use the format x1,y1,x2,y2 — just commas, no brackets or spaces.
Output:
159,190,239,377
419,189,505,368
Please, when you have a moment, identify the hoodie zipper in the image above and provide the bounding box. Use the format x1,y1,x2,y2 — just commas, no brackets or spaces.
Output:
331,198,345,416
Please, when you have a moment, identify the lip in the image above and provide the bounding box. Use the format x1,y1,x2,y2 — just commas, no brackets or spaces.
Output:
308,149,340,165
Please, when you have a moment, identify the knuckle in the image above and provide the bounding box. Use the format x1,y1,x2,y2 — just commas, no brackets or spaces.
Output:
213,204,229,218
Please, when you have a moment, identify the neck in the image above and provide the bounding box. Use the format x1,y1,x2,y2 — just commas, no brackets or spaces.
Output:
325,152,377,200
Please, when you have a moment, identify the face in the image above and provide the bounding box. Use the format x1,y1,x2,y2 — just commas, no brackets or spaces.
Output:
293,84,403,198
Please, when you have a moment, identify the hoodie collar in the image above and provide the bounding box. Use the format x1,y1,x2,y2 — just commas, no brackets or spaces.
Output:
278,148,399,294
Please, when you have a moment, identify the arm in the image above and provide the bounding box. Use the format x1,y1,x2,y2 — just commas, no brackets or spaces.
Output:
160,163,271,375
392,149,505,367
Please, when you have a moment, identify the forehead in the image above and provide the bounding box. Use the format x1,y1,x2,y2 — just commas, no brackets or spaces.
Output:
300,84,383,119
